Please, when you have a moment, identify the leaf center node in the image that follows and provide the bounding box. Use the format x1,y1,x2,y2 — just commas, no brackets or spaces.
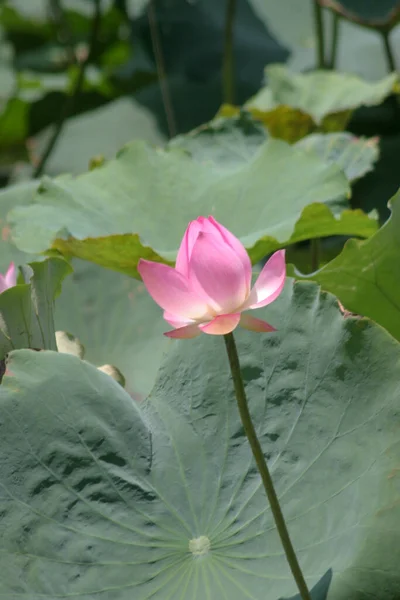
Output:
189,535,211,556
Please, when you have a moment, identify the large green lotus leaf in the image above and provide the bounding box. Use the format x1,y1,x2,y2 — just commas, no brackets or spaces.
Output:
289,188,400,342
1,280,400,598
170,112,267,172
246,65,398,127
8,137,353,277
0,257,72,358
174,114,380,183
55,259,168,399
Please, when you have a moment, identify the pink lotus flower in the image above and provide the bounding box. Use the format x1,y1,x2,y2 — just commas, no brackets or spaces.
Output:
0,262,16,294
138,217,286,338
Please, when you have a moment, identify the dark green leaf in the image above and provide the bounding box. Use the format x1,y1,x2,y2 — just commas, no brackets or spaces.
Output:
281,569,332,600
350,132,400,223
130,0,289,135
0,256,72,358
289,188,400,342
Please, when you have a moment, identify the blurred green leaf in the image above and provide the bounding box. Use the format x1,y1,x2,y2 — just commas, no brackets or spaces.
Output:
0,31,22,162
295,132,379,181
0,40,16,113
246,65,398,129
0,0,156,158
173,114,380,183
170,111,267,171
289,188,400,342
1,0,123,67
0,3,52,42
32,97,165,175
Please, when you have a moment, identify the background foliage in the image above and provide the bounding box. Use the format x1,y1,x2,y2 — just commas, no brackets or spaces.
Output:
0,0,399,598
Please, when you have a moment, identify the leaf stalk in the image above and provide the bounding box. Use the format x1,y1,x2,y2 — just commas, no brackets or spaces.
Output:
310,238,321,272
328,13,340,69
313,1,325,68
223,0,237,104
382,30,397,74
147,0,177,138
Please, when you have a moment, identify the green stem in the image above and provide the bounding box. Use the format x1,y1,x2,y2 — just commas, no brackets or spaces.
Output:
310,238,321,272
33,0,101,178
328,13,340,69
147,0,177,138
49,0,77,66
222,0,237,104
313,0,325,68
381,31,399,115
382,30,397,73
223,333,312,600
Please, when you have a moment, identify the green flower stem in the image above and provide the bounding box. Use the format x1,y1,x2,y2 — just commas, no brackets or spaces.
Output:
328,13,340,69
223,332,312,600
313,0,325,68
382,30,397,74
381,31,399,115
147,0,177,138
223,0,237,104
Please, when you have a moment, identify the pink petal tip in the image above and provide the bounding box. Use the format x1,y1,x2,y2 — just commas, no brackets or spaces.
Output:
240,313,276,333
164,324,201,339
